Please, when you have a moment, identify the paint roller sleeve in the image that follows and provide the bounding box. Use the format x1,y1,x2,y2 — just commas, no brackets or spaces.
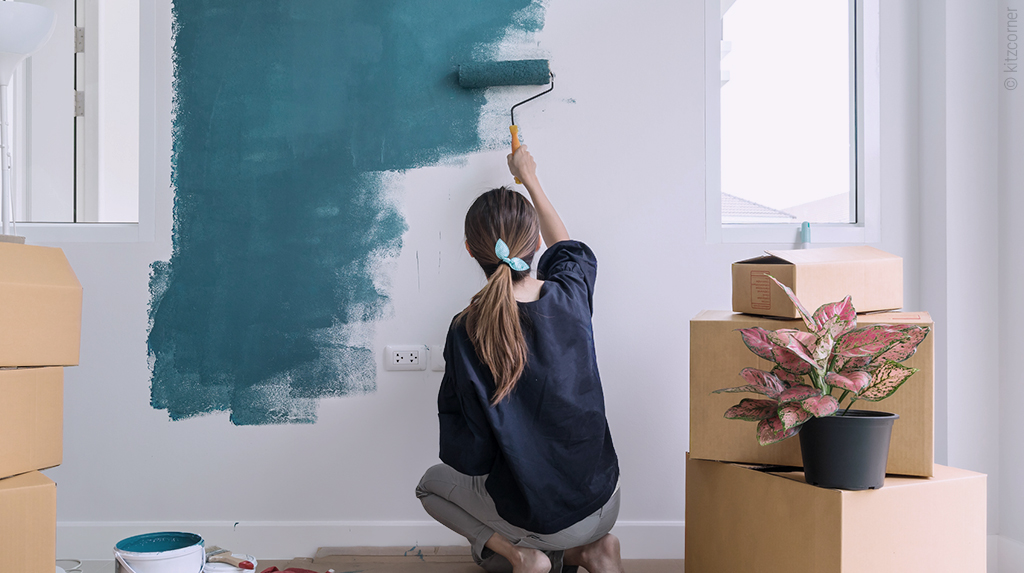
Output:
457,59,551,88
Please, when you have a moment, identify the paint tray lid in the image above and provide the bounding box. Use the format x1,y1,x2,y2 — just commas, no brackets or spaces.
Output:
203,555,257,572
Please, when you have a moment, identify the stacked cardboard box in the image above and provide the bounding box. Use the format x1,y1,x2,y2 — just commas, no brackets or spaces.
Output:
690,310,934,476
731,246,903,319
0,243,82,573
685,247,986,571
685,456,986,572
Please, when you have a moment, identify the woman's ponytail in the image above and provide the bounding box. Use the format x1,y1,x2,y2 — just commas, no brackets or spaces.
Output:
459,188,540,405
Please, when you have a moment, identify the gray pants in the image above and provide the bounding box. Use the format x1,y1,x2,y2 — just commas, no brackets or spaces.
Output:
415,463,620,573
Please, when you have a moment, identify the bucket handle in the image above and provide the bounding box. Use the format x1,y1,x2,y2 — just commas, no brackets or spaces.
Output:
114,552,139,573
114,550,205,573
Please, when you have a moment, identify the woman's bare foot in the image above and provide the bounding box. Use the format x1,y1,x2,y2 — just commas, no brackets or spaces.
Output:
563,534,625,573
484,532,551,573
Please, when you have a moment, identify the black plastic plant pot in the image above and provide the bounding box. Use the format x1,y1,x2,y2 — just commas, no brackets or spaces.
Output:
798,410,899,490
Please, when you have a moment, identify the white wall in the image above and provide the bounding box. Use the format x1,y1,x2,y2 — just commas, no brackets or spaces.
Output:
41,0,930,561
918,1,1024,571
998,0,1024,567
942,0,1002,533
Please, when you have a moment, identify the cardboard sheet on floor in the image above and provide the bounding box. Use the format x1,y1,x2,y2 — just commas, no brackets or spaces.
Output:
0,243,82,367
0,471,56,573
690,310,934,476
732,246,902,318
0,367,63,479
685,456,986,572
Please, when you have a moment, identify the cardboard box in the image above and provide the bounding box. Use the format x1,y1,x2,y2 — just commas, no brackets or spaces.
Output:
0,242,82,367
733,246,903,318
690,310,934,476
685,456,986,573
0,368,63,479
0,471,56,573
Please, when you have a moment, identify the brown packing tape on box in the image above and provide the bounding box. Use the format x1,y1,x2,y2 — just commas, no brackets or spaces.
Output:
0,471,56,573
0,368,63,479
0,243,83,367
733,245,903,318
689,310,934,476
685,456,986,572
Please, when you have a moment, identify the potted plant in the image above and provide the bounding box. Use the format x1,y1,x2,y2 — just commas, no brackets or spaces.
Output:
714,276,930,490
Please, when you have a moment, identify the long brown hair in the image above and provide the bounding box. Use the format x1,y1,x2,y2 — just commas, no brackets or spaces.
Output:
459,187,540,405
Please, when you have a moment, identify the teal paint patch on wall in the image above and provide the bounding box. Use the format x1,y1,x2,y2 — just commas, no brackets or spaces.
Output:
149,0,544,425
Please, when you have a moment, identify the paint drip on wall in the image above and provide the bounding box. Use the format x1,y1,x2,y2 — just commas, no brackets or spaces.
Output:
149,1,546,424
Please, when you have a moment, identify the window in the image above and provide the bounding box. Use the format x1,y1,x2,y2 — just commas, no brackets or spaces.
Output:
7,0,144,242
705,0,880,243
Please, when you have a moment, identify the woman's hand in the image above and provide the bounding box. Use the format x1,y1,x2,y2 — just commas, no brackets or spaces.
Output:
505,145,569,245
507,145,538,185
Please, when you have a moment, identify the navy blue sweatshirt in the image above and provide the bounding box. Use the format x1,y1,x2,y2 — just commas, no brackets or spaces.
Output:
438,240,619,534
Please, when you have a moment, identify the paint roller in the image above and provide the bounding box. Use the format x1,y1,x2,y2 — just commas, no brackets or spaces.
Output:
458,59,554,184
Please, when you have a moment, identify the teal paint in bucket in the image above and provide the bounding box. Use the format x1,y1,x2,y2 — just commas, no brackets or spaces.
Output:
114,532,205,573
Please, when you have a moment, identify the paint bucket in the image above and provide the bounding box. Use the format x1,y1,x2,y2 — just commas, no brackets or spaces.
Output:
203,555,257,573
113,532,205,573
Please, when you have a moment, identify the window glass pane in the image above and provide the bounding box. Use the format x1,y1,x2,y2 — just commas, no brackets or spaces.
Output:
14,0,139,225
17,0,76,222
720,0,854,225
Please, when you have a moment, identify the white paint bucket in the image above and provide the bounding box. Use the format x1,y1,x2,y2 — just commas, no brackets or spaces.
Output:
113,532,205,573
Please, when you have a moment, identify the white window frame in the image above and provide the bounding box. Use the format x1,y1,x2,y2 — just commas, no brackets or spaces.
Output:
704,0,880,244
15,0,153,243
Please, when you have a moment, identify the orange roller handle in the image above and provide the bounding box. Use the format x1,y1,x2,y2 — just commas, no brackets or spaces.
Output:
510,125,522,184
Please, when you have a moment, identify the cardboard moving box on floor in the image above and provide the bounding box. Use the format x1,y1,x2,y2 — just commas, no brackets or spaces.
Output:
733,246,902,318
0,471,56,573
685,456,986,573
0,242,82,367
690,310,934,476
0,368,63,479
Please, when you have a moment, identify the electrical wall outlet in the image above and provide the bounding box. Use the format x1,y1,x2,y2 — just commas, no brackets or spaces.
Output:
384,345,428,371
429,344,446,372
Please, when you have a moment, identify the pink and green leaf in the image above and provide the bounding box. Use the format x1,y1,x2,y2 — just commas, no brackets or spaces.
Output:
876,325,931,363
811,331,835,366
713,385,767,396
757,414,801,445
812,295,858,340
857,361,920,401
778,384,821,403
767,275,817,332
713,368,785,398
801,394,839,417
739,368,786,398
765,330,820,370
738,327,779,362
825,371,871,393
832,325,910,373
771,329,818,348
738,327,815,375
778,403,812,429
725,398,780,421
834,325,908,356
771,366,805,388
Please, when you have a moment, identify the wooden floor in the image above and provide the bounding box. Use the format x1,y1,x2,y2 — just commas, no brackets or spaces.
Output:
74,546,684,572
252,557,684,572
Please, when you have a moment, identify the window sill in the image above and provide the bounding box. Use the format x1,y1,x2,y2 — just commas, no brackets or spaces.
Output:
713,223,880,245
14,222,149,243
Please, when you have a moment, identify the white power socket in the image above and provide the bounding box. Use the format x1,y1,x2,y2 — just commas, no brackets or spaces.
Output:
429,344,446,372
384,345,428,371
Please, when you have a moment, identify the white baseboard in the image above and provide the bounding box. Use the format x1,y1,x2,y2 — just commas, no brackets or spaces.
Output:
58,520,685,561
997,535,1024,573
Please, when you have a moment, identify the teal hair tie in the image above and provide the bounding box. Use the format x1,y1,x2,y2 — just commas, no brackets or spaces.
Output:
495,239,530,271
